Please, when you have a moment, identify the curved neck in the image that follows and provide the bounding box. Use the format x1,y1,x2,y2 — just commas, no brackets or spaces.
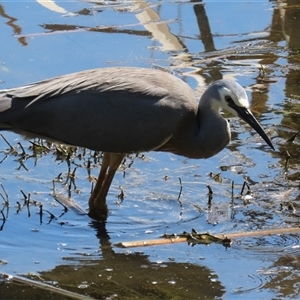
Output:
196,102,230,158
156,96,231,159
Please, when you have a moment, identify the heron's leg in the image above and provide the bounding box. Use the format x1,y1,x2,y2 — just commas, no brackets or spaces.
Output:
88,152,125,219
89,152,111,205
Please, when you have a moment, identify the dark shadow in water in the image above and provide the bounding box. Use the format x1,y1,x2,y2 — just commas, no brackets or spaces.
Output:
0,217,225,299
45,223,225,300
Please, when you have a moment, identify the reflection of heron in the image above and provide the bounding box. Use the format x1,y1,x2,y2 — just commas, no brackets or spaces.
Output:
0,67,274,219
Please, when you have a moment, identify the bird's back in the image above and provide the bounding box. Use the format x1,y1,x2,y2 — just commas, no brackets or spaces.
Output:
0,68,198,154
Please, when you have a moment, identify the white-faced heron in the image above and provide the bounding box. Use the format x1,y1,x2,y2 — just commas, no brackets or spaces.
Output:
0,67,274,219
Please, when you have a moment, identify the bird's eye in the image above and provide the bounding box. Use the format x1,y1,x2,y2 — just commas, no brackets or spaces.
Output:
225,96,234,105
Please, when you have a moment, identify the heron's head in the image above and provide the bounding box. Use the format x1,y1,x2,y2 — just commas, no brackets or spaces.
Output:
207,79,274,150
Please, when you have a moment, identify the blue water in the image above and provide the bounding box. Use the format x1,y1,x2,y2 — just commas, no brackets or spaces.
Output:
1,1,300,299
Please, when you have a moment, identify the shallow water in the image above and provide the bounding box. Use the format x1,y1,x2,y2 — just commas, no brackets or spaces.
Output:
1,0,300,299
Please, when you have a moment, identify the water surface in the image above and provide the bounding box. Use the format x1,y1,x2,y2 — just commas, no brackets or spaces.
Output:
1,1,300,299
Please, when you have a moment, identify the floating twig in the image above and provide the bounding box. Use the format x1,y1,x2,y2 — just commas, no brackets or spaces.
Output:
16,201,22,213
115,226,300,248
177,177,183,202
0,210,6,231
121,157,127,179
286,130,300,143
17,142,26,156
16,158,29,171
128,157,134,168
240,181,251,195
0,183,9,205
117,186,125,202
206,184,213,205
284,150,291,172
177,177,184,218
0,134,14,150
43,210,57,223
0,272,95,300
210,172,221,181
39,204,43,224
86,159,92,177
231,181,234,201
53,194,86,215
26,193,31,217
20,189,28,202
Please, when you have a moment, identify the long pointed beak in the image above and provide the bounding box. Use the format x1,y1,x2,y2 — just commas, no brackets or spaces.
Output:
234,106,275,151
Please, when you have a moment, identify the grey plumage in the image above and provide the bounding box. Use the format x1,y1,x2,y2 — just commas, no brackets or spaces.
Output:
0,67,274,219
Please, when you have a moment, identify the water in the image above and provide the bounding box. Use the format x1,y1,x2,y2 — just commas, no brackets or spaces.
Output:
1,0,300,299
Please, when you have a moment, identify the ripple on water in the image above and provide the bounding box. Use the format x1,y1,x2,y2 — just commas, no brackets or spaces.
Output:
234,233,300,255
104,193,206,243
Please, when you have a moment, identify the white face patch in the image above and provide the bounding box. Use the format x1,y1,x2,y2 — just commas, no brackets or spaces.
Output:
220,86,249,109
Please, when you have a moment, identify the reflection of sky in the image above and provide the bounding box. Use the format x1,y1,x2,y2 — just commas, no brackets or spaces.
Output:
1,2,153,84
1,1,275,86
205,2,272,34
162,2,273,51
